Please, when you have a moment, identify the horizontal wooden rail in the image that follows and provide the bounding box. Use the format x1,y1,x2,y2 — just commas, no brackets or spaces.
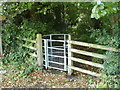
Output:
68,39,120,76
71,48,107,59
28,52,37,57
71,57,104,68
16,37,36,43
70,66,101,77
69,40,120,52
21,44,36,50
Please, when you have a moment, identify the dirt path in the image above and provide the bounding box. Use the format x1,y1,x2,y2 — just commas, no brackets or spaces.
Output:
2,69,97,88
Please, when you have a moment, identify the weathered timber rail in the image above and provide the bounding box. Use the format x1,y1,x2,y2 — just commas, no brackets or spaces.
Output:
16,34,120,77
68,38,120,77
69,40,120,52
17,34,44,66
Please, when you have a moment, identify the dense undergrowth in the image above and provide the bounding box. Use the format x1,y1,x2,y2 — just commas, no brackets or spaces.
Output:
1,2,120,88
91,24,120,88
2,20,46,80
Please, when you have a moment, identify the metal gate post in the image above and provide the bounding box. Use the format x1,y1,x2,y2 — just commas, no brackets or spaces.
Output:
50,34,52,55
46,39,49,68
44,39,47,69
0,31,2,56
64,35,67,71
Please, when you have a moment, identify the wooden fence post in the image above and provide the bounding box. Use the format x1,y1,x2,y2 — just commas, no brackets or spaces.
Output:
68,34,73,75
36,34,44,66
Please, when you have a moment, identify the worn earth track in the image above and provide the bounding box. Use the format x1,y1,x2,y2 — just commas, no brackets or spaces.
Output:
1,69,99,88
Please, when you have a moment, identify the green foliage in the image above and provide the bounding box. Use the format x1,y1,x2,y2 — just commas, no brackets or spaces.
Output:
91,28,120,48
103,52,119,75
91,2,118,19
96,82,108,88
2,2,120,88
90,18,120,79
18,20,47,39
3,2,34,18
2,19,47,79
91,22,120,88
98,74,120,88
91,1,120,88
91,3,106,19
2,47,31,77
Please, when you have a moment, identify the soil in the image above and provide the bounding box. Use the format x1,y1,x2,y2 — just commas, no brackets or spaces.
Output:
1,69,99,88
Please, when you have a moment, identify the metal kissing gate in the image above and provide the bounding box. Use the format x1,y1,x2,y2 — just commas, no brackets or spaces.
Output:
43,34,69,71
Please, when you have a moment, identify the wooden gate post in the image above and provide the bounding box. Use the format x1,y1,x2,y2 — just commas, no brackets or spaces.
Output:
36,34,44,66
68,34,73,75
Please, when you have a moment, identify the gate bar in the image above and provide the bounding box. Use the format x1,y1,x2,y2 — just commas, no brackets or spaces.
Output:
48,61,64,65
64,34,67,71
48,47,64,51
44,39,47,69
47,66,64,71
48,40,66,42
48,54,64,58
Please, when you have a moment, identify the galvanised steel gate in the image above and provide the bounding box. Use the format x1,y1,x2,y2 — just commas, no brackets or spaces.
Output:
43,34,69,71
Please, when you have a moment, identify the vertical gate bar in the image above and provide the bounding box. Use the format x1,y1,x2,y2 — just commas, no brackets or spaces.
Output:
68,34,73,75
50,35,53,62
0,31,2,56
44,39,47,69
46,39,49,67
64,34,67,71
50,35,52,55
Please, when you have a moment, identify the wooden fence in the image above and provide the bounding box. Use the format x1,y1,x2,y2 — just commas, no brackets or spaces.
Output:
17,34,44,66
68,35,120,77
17,34,119,77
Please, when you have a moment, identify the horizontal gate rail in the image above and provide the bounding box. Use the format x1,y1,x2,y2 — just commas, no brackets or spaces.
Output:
43,65,64,71
47,66,64,71
54,46,67,48
48,47,64,50
48,61,64,65
48,54,64,58
48,40,66,42
43,34,69,37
